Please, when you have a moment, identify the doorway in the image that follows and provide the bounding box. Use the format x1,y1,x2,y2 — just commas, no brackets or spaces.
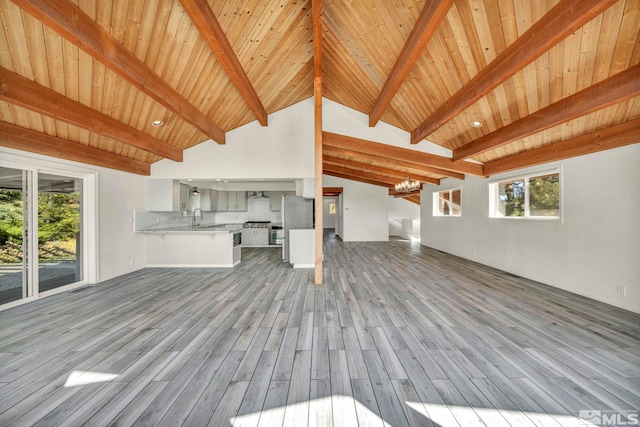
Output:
323,197,337,231
0,166,86,307
0,167,31,304
323,187,343,239
37,173,83,293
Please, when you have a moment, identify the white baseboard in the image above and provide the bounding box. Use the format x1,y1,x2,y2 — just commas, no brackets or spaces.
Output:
292,264,314,268
98,266,145,283
146,263,236,268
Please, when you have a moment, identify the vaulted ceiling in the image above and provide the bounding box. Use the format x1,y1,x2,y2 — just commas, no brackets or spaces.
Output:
1,0,639,203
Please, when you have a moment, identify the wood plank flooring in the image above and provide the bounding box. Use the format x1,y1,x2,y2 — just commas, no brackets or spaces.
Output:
0,232,639,426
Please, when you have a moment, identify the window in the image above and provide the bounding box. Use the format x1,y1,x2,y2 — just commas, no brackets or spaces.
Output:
490,170,560,219
433,188,461,216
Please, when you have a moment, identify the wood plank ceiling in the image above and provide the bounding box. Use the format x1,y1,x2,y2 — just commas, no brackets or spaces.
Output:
0,0,638,203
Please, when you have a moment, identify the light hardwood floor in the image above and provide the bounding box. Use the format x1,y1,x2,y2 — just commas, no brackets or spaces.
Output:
0,233,638,426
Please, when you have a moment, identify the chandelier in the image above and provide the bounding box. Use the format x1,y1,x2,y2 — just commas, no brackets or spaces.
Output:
395,172,421,193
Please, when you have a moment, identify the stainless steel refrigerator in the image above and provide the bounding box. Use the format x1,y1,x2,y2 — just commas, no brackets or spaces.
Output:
282,195,313,262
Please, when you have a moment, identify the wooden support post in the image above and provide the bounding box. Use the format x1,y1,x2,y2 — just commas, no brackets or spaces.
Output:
313,0,323,285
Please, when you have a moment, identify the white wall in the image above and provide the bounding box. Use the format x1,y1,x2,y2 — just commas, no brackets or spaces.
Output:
421,144,640,313
323,175,388,241
97,168,148,281
388,197,420,237
323,98,453,156
151,98,314,180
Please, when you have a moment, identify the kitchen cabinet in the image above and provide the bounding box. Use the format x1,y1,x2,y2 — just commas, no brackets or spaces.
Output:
296,178,315,199
209,190,219,211
147,179,190,211
198,189,220,211
215,191,245,211
269,191,283,211
180,184,190,211
199,189,218,211
242,228,268,246
269,191,296,211
216,191,228,211
227,191,247,211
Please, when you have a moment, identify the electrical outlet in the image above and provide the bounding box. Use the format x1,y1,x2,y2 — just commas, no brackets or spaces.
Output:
617,285,627,296
130,258,135,266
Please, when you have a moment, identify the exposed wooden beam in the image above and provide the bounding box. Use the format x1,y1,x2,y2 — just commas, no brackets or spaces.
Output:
11,0,226,144
483,120,640,176
322,145,465,179
369,0,454,127
323,163,409,187
323,131,484,176
405,195,421,205
411,0,619,143
389,189,421,198
453,64,640,161
323,170,393,189
324,156,440,185
179,0,267,126
0,122,150,175
323,187,343,196
313,0,323,79
313,0,323,285
0,67,182,161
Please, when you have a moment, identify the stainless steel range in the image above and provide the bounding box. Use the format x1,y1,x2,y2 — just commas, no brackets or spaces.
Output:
243,221,271,228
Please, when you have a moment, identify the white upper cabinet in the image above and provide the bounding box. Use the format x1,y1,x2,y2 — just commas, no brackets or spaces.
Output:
217,191,229,211
270,191,295,211
270,191,283,211
228,191,247,211
216,191,246,211
180,184,190,211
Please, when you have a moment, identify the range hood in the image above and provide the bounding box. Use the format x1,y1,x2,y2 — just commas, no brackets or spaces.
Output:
250,191,267,198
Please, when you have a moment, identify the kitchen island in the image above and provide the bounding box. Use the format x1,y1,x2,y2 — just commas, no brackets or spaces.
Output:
137,224,242,267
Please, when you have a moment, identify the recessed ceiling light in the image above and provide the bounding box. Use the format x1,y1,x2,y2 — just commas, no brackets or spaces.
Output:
187,178,193,182
471,121,483,128
151,120,164,127
216,179,222,182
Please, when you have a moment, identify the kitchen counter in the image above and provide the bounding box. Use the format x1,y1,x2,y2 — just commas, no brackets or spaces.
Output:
138,223,242,267
137,223,243,234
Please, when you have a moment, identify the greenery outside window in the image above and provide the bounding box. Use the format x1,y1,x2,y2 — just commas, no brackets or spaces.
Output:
490,170,560,219
433,188,461,217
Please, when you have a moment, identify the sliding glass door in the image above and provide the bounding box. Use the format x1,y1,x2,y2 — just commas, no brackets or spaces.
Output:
0,166,85,306
0,167,32,305
38,173,83,293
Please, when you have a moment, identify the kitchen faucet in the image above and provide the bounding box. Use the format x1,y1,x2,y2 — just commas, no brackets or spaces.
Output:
191,208,203,229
